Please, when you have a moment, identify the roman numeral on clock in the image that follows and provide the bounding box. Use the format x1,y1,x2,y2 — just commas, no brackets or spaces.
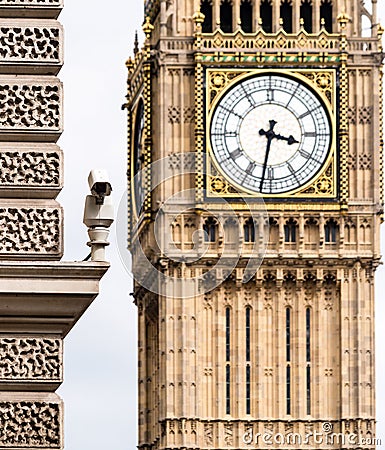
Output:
230,149,242,160
246,161,256,174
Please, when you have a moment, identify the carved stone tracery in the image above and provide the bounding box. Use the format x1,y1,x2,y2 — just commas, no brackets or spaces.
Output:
0,338,62,381
0,82,61,130
0,207,61,254
0,401,61,447
0,25,61,62
0,0,61,4
0,150,61,186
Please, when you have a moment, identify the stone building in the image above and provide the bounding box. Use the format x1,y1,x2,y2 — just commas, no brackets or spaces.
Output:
126,0,382,449
0,1,109,448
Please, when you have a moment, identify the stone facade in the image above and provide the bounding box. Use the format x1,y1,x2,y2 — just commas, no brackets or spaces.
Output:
0,1,109,448
128,1,382,449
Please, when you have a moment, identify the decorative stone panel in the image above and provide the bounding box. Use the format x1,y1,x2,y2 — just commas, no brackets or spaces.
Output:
0,397,61,447
0,76,62,141
0,143,63,197
0,1,63,20
0,0,61,4
0,20,63,71
0,204,62,257
0,338,62,382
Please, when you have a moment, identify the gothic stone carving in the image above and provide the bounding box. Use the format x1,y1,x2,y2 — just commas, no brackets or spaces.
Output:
0,22,62,63
0,147,61,186
0,206,61,254
0,338,62,381
0,0,61,5
0,401,61,447
0,78,62,134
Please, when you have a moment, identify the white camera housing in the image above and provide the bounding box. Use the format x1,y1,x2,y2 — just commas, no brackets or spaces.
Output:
83,195,114,228
88,169,112,204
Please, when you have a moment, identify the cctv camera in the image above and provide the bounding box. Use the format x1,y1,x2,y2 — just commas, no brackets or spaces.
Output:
88,169,112,204
83,194,114,229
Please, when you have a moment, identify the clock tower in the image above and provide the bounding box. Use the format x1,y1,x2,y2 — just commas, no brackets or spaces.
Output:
126,1,383,449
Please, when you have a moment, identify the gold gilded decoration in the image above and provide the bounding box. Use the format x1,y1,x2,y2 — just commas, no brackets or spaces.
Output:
210,176,239,195
200,28,344,53
209,163,239,195
338,28,349,210
205,68,337,200
299,71,333,104
208,70,244,107
143,16,154,218
301,162,334,196
194,12,205,202
379,65,384,219
207,159,336,199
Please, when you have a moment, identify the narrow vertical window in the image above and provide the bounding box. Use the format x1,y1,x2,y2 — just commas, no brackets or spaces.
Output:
226,365,231,414
225,307,231,414
280,0,293,33
320,0,333,33
300,0,313,33
286,307,291,414
220,0,233,33
260,0,273,33
325,219,338,243
246,307,250,361
246,307,251,414
201,0,213,32
286,365,291,415
306,308,311,415
284,219,297,243
306,307,311,362
226,307,230,362
204,217,217,242
240,0,253,33
286,307,291,362
246,365,251,414
244,218,256,242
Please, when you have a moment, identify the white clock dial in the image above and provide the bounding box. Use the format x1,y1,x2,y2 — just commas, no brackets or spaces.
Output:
209,73,332,194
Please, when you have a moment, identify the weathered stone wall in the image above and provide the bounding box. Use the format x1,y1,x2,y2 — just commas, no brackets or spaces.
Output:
0,1,65,448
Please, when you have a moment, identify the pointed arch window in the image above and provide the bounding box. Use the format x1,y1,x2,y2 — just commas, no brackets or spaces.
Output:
280,0,293,33
324,219,338,243
284,218,297,243
320,0,333,33
240,0,253,33
203,217,217,242
201,0,213,33
300,0,313,33
260,0,273,33
244,217,256,242
220,0,233,33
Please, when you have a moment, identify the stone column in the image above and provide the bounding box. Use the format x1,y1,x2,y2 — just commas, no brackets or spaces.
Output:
0,1,109,449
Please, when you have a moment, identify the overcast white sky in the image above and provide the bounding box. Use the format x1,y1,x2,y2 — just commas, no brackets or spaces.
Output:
57,2,385,449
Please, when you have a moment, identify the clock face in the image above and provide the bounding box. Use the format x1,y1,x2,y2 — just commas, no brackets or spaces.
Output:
133,100,145,214
209,73,332,195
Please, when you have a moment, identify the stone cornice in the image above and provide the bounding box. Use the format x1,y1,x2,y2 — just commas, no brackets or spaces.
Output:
0,261,109,336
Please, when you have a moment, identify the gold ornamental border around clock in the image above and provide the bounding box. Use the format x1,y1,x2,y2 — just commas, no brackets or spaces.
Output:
204,68,338,200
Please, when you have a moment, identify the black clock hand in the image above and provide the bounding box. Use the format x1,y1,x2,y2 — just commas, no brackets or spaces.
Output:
259,121,300,191
274,133,299,145
259,120,277,191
